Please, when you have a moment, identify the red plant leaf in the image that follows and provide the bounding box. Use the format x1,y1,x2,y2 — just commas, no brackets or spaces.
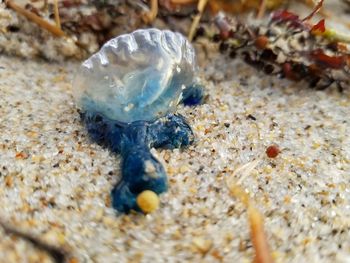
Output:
271,10,308,30
271,10,299,22
310,49,345,69
311,19,326,33
282,63,299,80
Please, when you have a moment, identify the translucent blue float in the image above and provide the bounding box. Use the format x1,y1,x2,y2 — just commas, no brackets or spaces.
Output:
73,29,203,213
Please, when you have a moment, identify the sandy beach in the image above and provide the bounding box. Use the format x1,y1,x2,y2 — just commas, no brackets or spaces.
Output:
0,51,350,262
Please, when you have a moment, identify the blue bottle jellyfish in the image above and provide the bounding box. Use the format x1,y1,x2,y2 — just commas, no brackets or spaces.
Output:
73,29,204,213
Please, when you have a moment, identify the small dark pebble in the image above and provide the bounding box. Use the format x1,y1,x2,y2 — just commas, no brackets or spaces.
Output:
195,27,205,38
326,42,339,52
212,34,221,42
263,64,274,74
197,165,205,175
298,35,306,45
242,52,253,64
309,77,321,87
229,50,237,59
192,9,200,15
269,162,277,168
260,49,277,61
246,114,256,121
6,25,20,32
219,42,229,53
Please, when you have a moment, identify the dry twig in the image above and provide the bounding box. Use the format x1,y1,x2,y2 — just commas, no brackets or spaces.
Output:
0,219,68,263
5,0,65,37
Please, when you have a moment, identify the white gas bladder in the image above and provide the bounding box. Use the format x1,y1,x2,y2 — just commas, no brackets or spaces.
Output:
73,29,197,123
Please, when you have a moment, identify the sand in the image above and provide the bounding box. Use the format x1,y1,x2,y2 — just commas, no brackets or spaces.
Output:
0,51,350,263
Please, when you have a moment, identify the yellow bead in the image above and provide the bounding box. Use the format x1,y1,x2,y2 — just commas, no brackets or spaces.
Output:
136,190,160,213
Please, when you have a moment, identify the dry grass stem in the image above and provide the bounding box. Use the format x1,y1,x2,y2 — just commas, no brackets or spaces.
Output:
257,0,267,18
143,0,159,24
5,0,65,37
248,205,274,263
53,0,61,29
188,0,209,41
226,161,274,263
227,159,260,186
171,0,197,4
